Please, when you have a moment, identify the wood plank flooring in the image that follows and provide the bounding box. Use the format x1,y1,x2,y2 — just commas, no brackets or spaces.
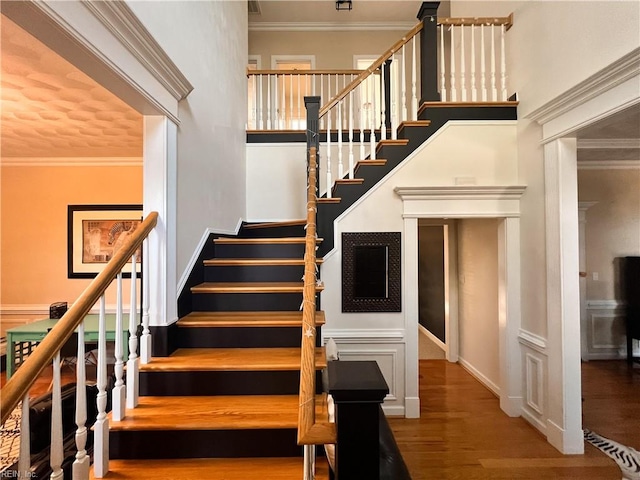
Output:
388,360,638,479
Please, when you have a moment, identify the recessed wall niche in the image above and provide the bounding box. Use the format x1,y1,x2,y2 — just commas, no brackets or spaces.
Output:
342,232,401,312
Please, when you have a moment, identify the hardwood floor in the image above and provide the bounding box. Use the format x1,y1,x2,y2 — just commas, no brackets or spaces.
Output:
3,358,638,479
388,359,638,480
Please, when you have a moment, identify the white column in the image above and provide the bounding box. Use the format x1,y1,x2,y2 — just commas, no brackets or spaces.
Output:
578,202,597,361
444,223,459,363
544,138,583,454
403,216,420,418
143,116,177,329
498,217,523,417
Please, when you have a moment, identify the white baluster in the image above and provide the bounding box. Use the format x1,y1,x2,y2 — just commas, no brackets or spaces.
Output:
73,320,90,480
112,273,126,421
267,74,272,130
348,89,354,179
401,44,407,121
391,53,398,140
335,75,339,139
460,24,466,101
141,239,151,364
273,75,278,130
380,61,387,141
289,75,294,129
440,25,447,102
50,351,63,480
319,75,324,130
94,295,109,478
312,73,316,97
303,444,316,480
411,34,418,119
471,25,477,102
343,74,348,129
338,100,343,178
369,75,376,161
258,74,264,130
19,394,30,478
481,24,487,101
127,253,139,409
326,106,332,198
281,75,286,129
297,74,301,128
359,84,365,162
501,24,507,101
491,23,497,101
250,74,256,129
450,26,457,102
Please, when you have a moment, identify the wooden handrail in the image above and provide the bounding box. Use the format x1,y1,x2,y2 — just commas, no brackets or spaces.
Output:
0,212,158,425
319,22,424,118
247,69,368,76
438,13,514,31
297,147,336,445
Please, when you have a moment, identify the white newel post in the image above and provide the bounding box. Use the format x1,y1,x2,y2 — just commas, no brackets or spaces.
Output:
402,44,408,122
141,238,152,364
359,84,365,162
113,273,126,421
440,25,447,102
127,253,139,409
411,35,417,120
94,295,109,478
338,100,344,178
380,62,387,141
369,76,376,161
500,24,507,101
73,320,90,480
50,352,63,480
348,89,354,179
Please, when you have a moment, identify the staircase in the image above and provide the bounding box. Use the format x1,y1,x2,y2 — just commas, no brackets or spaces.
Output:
93,222,330,479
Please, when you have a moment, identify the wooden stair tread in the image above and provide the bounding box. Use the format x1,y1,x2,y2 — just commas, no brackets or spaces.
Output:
318,197,341,204
334,178,364,185
92,458,329,480
140,347,327,371
398,120,431,131
214,237,322,244
204,258,323,266
191,281,324,293
179,310,326,327
107,394,331,431
243,219,306,229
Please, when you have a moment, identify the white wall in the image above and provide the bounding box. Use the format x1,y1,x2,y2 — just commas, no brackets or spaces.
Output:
320,122,518,415
457,219,500,394
128,1,248,275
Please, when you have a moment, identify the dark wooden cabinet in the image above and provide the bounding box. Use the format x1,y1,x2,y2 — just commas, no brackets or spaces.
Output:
623,256,640,363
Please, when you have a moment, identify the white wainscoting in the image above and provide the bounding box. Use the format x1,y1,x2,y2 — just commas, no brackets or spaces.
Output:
585,300,636,360
518,329,548,435
322,329,406,416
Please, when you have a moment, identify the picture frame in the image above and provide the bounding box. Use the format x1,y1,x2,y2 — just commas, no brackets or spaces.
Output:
67,204,143,279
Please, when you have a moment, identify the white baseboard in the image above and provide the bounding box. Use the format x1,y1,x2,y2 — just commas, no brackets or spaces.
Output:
521,406,547,435
404,396,420,418
458,356,501,397
547,419,585,454
381,404,405,417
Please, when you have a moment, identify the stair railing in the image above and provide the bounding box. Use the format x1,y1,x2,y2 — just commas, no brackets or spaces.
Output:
247,69,367,131
0,211,158,480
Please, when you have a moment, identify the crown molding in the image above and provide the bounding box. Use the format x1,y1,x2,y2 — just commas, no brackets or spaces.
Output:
577,160,640,170
249,21,415,32
527,47,640,125
577,138,640,149
81,0,193,101
0,157,142,167
394,185,527,200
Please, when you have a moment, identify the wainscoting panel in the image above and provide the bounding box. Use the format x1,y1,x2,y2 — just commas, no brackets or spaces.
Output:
518,330,548,435
585,300,633,360
324,333,406,416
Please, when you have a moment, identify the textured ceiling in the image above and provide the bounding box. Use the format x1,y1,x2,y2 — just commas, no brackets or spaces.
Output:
1,15,143,158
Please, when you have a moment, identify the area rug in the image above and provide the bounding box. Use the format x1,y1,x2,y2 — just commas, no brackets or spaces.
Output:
584,429,640,480
0,404,21,472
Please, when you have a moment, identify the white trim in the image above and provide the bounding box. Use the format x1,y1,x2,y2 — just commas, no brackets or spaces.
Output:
404,397,420,419
321,329,405,343
381,405,406,416
177,220,244,295
521,407,548,435
418,324,446,351
458,356,501,397
577,138,640,150
250,22,415,32
395,185,528,201
527,47,640,124
271,55,316,69
586,299,623,309
518,329,548,355
81,0,193,101
248,54,262,69
0,157,143,167
577,160,640,170
336,348,399,403
525,353,544,415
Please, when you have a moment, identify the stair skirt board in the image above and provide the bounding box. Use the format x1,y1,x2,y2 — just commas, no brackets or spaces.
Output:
109,429,302,459
139,370,324,396
176,325,322,349
191,292,319,311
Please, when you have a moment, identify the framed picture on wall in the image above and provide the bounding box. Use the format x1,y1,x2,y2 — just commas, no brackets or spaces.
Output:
67,204,143,279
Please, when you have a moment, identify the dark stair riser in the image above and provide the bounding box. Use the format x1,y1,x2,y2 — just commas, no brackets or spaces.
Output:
238,225,306,238
192,292,318,312
204,264,306,283
139,370,324,396
109,429,302,459
177,325,322,349
214,243,307,259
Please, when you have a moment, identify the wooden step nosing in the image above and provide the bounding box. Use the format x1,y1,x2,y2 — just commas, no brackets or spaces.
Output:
214,237,322,245
204,258,323,266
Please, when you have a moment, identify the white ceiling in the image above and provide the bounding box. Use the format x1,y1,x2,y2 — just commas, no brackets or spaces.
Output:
0,15,143,159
